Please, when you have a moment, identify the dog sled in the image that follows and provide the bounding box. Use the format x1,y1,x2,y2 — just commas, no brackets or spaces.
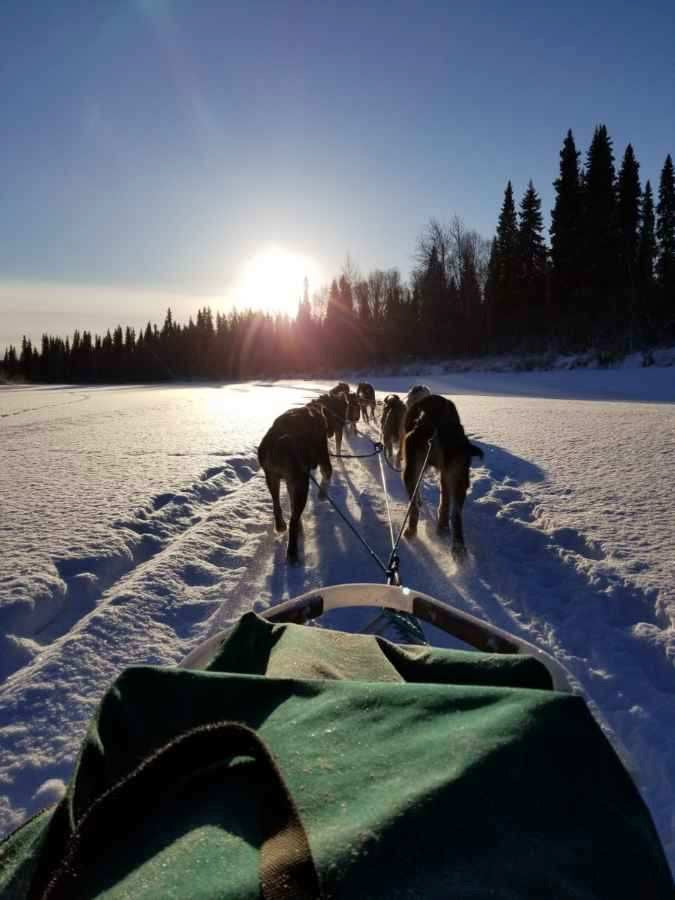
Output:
1,579,672,899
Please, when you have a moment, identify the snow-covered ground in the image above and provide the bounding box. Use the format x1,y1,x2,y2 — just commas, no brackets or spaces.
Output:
1,373,673,871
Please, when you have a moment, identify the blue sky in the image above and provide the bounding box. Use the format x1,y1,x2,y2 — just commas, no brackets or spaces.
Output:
1,0,673,348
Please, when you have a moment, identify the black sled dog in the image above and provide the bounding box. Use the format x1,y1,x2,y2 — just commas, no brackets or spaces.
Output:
307,392,348,454
258,406,332,562
402,394,483,560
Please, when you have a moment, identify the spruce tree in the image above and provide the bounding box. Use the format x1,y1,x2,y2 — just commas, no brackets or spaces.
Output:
161,308,174,337
550,130,582,346
494,181,519,345
20,337,33,380
584,125,620,339
617,144,642,343
38,335,49,380
617,144,641,273
519,182,546,264
638,180,657,340
656,154,675,335
6,346,18,379
81,330,94,381
518,181,547,340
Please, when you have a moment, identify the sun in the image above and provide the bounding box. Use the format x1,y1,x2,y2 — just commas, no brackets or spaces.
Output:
231,247,322,317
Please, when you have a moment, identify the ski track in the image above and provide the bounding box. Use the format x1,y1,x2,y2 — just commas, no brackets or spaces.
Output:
0,379,673,871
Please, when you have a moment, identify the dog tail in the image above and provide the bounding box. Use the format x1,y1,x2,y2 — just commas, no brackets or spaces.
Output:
468,442,484,459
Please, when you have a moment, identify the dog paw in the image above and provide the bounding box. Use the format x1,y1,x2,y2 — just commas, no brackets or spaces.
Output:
404,527,417,540
275,519,287,533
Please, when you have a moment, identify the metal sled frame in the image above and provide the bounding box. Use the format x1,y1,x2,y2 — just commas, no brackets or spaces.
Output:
182,583,572,692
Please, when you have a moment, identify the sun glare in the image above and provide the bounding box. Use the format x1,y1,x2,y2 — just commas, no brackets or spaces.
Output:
231,247,322,317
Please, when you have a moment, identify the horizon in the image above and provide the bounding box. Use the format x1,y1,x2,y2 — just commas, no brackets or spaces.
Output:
2,1,673,351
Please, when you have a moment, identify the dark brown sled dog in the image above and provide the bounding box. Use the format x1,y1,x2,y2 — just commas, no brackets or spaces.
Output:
307,392,348,454
258,405,332,561
402,394,482,559
356,382,376,424
380,393,406,466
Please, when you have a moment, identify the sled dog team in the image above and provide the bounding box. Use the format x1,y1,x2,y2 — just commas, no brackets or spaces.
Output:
258,382,483,563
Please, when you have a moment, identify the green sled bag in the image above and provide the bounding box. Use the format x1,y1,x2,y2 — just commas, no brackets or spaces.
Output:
1,612,672,898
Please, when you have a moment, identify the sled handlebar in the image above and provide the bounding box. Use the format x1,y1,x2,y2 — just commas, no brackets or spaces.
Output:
261,584,573,692
181,584,573,692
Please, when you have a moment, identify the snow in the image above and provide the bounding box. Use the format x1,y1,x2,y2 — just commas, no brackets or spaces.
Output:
1,373,673,873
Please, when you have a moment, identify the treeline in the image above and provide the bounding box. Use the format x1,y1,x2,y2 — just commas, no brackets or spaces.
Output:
484,128,674,350
2,125,674,383
1,278,422,382
1,309,319,382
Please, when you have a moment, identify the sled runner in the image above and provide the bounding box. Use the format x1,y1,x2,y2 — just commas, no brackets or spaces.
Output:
1,583,672,899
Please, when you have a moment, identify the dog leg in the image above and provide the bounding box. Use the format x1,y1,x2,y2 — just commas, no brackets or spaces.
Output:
403,442,424,538
449,461,470,561
318,447,332,499
396,423,406,469
438,466,451,533
265,471,286,532
384,438,392,464
394,433,403,468
287,476,309,562
335,426,343,455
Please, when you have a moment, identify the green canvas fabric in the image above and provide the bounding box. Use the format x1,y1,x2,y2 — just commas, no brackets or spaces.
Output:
1,612,672,899
204,612,555,690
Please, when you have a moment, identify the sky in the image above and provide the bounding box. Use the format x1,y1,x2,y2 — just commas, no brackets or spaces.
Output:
1,0,673,349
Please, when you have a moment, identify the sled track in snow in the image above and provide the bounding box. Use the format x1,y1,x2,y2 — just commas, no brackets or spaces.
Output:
0,465,277,838
0,455,259,684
